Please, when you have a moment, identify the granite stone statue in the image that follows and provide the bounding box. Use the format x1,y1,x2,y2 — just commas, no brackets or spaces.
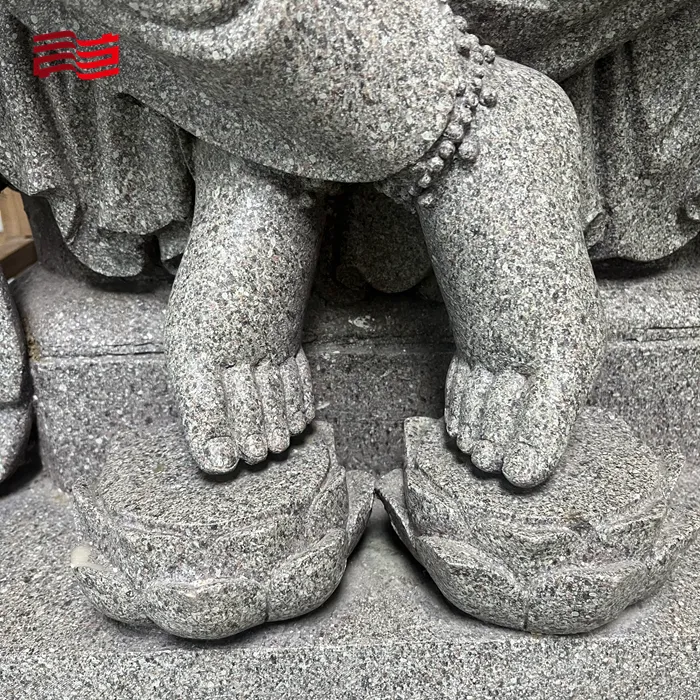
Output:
0,0,698,639
1,0,609,489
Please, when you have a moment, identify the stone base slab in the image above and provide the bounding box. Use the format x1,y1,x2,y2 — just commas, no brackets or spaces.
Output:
2,464,700,699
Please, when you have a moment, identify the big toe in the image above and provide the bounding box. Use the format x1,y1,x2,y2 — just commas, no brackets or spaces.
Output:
201,437,238,475
502,444,554,488
168,356,235,475
500,371,577,488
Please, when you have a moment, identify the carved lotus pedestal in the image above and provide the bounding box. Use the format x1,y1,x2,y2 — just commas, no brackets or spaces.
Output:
71,421,374,639
378,407,699,634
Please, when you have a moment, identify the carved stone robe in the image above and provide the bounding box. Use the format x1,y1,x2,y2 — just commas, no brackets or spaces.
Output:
0,0,698,277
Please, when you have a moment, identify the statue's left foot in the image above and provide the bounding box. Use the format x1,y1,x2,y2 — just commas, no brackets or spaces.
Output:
419,58,604,487
444,353,596,488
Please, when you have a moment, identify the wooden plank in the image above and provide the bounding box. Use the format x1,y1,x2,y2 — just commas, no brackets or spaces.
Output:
0,189,32,240
0,240,36,279
0,188,35,277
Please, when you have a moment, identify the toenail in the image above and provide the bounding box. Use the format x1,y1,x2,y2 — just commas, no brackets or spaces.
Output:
243,435,267,461
456,432,474,454
202,437,238,474
269,430,290,452
288,416,306,434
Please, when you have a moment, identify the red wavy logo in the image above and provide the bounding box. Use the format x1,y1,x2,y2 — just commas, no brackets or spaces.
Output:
33,30,120,80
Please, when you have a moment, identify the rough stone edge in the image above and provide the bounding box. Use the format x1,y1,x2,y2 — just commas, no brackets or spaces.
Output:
72,461,375,640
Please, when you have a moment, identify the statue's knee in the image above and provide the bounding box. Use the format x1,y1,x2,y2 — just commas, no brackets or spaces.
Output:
482,58,581,163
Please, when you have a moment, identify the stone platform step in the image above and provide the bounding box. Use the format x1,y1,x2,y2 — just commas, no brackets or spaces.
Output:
1,462,700,699
12,248,700,490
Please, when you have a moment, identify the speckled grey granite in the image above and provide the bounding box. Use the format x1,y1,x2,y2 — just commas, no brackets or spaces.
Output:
451,0,694,81
13,250,700,491
564,5,700,263
335,185,432,294
2,463,700,698
0,9,192,278
3,0,460,183
71,420,374,639
0,267,31,481
446,3,700,263
3,1,697,277
12,264,175,489
165,142,324,475
419,56,603,488
146,17,505,484
377,408,698,634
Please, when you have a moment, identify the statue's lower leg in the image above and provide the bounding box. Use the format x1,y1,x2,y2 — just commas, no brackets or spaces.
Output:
70,141,376,639
419,57,604,489
166,141,323,475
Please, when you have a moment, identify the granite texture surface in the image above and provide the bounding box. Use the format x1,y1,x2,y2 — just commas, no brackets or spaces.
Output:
3,1,697,279
451,0,693,81
4,0,461,182
13,253,700,492
378,409,698,634
72,420,374,639
165,143,323,475
569,4,700,263
334,185,432,295
0,14,192,278
0,267,31,481
449,2,700,264
1,463,700,698
2,0,697,503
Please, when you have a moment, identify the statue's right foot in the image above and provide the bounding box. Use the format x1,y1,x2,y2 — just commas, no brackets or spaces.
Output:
168,346,316,474
166,143,324,474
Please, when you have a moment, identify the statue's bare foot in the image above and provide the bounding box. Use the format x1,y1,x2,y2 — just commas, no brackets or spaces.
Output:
166,142,323,474
420,58,604,488
443,350,600,489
